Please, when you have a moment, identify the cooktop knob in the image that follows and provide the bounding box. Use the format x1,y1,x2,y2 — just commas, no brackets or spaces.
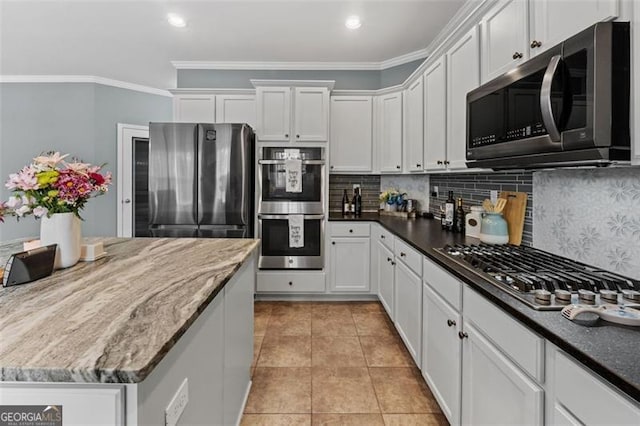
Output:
622,290,640,302
534,289,551,304
578,289,596,305
599,289,618,304
554,289,572,304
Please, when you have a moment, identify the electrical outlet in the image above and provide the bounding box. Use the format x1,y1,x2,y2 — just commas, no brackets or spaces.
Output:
165,378,189,426
352,184,361,191
490,190,498,204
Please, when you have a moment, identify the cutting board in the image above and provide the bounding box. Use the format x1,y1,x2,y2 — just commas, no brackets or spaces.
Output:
499,191,528,245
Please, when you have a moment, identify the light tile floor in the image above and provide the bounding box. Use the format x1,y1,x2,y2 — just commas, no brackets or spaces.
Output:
241,301,449,426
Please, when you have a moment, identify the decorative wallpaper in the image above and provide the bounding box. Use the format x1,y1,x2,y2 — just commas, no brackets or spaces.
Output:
380,175,432,213
533,168,640,279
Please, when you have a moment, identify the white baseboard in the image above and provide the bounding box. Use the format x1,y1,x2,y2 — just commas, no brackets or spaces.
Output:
254,294,380,302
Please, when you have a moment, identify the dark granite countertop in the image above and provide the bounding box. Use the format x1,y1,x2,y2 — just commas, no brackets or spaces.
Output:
329,212,640,403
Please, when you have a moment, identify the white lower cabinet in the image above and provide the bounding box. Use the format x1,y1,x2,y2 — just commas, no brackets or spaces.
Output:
330,237,370,292
394,260,422,366
376,241,395,320
461,321,544,425
422,283,462,425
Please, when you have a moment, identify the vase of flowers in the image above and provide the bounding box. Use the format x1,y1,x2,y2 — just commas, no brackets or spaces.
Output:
1,152,111,269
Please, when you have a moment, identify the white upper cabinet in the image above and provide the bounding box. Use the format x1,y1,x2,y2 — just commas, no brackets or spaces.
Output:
378,91,403,173
423,57,448,171
403,77,425,172
529,0,618,57
329,96,373,172
446,26,480,171
481,0,530,83
174,94,216,122
215,94,256,128
256,87,291,141
294,87,329,142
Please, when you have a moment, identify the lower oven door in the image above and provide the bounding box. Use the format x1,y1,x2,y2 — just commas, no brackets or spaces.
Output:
258,214,324,270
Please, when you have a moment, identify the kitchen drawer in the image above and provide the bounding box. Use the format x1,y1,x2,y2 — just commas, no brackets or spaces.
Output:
257,272,326,293
423,256,462,311
330,222,370,237
464,286,544,382
394,238,422,276
554,350,640,424
374,226,394,250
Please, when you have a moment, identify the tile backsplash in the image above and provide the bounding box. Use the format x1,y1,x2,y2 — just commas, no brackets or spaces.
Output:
428,171,534,246
380,175,432,213
533,167,640,280
329,175,381,212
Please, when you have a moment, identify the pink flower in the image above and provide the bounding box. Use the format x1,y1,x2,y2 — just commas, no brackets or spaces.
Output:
6,166,38,190
33,152,68,169
53,170,94,203
32,206,48,218
6,195,22,209
65,161,91,175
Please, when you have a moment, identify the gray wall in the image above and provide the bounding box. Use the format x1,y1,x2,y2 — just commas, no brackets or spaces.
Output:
0,83,172,242
176,59,425,90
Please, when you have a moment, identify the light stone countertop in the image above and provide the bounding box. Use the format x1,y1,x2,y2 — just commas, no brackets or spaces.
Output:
0,237,259,383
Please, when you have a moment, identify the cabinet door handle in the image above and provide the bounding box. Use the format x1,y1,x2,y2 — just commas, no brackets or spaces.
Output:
387,257,392,262
289,281,293,286
332,241,336,245
123,198,131,204
512,52,523,60
458,331,468,340
530,40,542,49
444,160,450,165
400,252,406,257
349,229,353,233
284,133,289,138
330,165,334,169
396,165,401,169
296,134,300,138
416,164,421,168
437,160,443,165
447,319,456,327
381,235,385,239
391,261,396,266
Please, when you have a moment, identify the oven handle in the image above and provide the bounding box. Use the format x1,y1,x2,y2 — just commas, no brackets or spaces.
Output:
540,54,562,143
258,214,325,220
258,160,325,165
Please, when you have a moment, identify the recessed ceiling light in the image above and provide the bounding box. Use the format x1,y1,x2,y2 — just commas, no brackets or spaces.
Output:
345,15,361,30
167,13,186,28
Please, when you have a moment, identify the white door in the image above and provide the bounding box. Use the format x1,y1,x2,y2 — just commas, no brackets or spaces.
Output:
329,96,373,172
116,123,148,237
461,322,544,425
529,0,618,57
447,26,480,170
256,87,291,141
294,87,329,142
404,77,424,172
422,284,462,425
330,237,371,292
423,57,448,171
378,92,403,173
393,260,422,366
377,242,395,320
215,94,256,128
173,95,216,122
481,0,529,82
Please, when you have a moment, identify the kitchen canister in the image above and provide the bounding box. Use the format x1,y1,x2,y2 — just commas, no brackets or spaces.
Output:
465,206,484,238
479,212,509,244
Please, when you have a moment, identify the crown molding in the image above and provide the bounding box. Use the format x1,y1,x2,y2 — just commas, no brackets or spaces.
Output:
379,48,429,69
0,75,173,97
250,79,335,90
168,88,256,95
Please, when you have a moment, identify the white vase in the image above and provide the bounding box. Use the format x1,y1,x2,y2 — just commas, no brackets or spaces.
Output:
40,212,81,269
384,204,397,212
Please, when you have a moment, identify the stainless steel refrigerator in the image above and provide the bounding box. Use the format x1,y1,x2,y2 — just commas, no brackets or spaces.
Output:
134,122,254,238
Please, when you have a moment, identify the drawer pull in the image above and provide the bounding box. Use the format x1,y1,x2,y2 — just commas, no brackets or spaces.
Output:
380,235,385,239
387,257,392,262
458,331,468,340
530,40,542,49
285,133,289,138
289,281,293,286
391,261,396,266
349,229,353,233
447,319,456,327
512,51,523,60
332,241,336,245
400,252,406,257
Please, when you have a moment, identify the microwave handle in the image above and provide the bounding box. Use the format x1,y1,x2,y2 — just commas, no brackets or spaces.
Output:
540,54,562,142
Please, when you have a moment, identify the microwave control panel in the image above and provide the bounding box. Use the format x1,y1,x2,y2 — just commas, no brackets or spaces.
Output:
471,122,547,148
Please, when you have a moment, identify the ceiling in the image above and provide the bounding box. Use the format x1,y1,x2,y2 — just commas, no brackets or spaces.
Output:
1,0,467,89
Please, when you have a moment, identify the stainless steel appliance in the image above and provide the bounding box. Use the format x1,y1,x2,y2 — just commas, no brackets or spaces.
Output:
258,147,325,214
134,122,255,238
466,22,630,169
257,146,326,270
433,244,640,311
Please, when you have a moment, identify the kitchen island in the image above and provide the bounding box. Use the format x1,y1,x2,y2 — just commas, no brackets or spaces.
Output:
0,238,258,425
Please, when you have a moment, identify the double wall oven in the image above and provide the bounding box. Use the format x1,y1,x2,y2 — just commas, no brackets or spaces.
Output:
257,147,325,270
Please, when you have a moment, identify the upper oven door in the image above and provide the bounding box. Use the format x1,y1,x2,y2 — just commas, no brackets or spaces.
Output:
258,147,325,214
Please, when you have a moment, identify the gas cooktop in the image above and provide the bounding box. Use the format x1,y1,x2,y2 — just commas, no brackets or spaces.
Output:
434,244,640,311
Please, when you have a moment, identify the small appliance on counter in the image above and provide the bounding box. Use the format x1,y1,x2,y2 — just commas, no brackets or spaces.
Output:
2,244,57,287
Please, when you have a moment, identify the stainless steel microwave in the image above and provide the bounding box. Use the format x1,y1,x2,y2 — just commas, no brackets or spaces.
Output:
466,22,630,169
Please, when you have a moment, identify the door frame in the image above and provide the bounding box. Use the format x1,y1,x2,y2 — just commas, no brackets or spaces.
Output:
116,123,149,237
